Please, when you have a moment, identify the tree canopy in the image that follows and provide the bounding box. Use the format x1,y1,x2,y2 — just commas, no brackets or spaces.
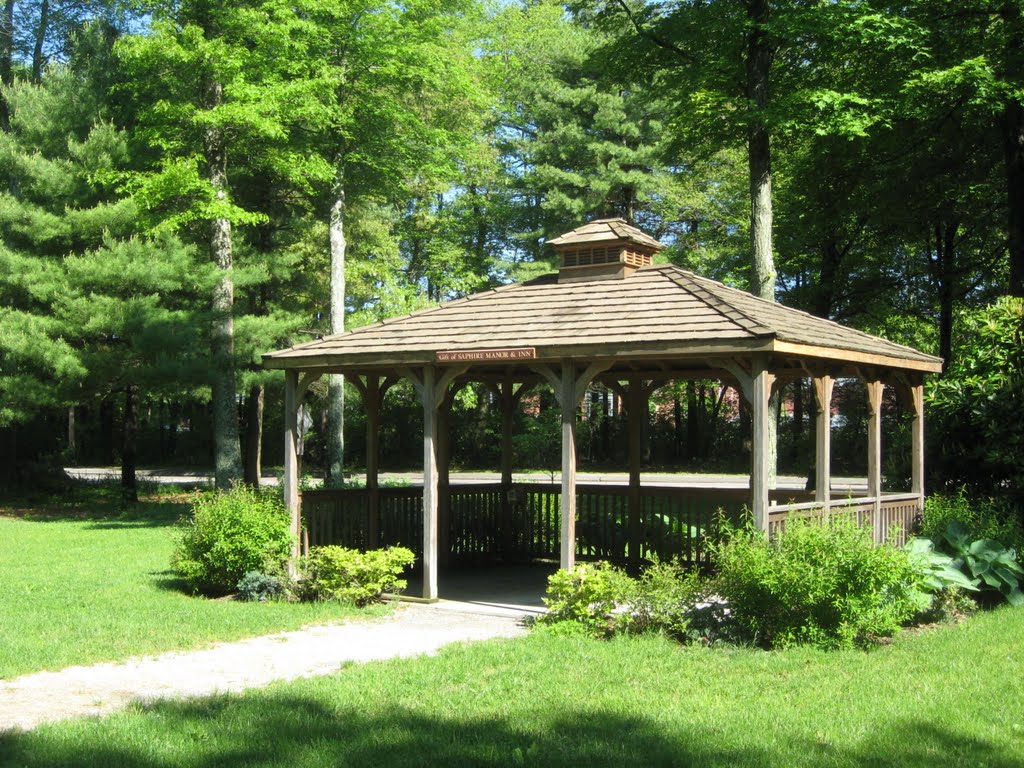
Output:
0,0,1020,512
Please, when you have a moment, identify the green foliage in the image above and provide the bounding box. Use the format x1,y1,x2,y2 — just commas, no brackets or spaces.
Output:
903,536,979,621
629,557,702,638
934,522,1024,608
299,546,415,607
928,299,1024,506
904,536,979,596
537,561,637,638
711,515,919,649
921,490,1024,553
538,558,703,639
172,484,294,596
236,571,290,602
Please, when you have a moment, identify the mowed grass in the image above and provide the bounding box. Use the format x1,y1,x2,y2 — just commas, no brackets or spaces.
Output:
0,484,373,679
4,607,1023,767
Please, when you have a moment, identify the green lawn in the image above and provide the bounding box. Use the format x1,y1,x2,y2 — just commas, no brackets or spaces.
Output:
0,485,373,679
3,606,1023,766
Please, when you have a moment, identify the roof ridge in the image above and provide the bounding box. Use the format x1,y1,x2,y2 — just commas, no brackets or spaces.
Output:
660,266,774,337
678,268,942,361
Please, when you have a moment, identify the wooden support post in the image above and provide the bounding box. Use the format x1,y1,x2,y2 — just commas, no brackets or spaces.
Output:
364,377,382,549
421,366,439,600
437,395,451,568
498,378,516,557
813,375,835,511
750,360,773,533
865,380,884,541
910,383,925,503
284,370,301,562
627,378,644,570
560,360,577,571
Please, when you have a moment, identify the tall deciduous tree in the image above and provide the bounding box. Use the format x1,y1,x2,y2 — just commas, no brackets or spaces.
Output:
292,0,485,482
117,0,318,488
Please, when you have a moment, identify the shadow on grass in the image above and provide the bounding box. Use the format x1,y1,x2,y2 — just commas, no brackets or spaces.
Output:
1,481,190,528
148,569,192,593
0,697,1019,768
0,697,761,768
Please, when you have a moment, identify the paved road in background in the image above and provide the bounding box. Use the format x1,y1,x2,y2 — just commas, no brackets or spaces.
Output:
66,467,868,492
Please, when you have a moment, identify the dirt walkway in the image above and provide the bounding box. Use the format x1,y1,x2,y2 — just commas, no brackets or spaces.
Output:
0,603,528,733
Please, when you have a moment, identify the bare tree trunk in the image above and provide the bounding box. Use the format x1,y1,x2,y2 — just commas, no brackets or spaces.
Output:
326,173,346,485
747,0,775,302
1005,99,1024,297
934,220,959,371
31,0,48,83
99,397,114,465
686,380,699,460
121,384,139,504
1003,2,1024,297
67,406,76,461
0,0,13,132
205,78,243,490
746,0,778,488
243,383,264,486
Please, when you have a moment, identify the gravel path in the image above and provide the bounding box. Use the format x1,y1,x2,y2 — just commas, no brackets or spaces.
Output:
0,603,528,733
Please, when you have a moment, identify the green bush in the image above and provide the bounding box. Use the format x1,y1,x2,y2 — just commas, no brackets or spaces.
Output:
172,484,294,596
711,515,919,649
921,491,1024,552
537,559,705,639
630,557,703,638
300,546,415,606
537,561,637,637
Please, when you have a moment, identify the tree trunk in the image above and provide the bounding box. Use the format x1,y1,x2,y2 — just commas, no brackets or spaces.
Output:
1005,98,1024,297
746,0,775,301
1003,2,1024,296
815,238,840,319
31,0,48,83
791,378,804,464
746,0,778,488
121,384,139,503
0,0,13,132
243,383,264,486
99,397,115,465
326,173,346,485
67,406,76,461
205,77,243,490
686,380,699,460
934,220,959,371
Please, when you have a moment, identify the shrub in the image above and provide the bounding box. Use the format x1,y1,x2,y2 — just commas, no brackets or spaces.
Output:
711,515,919,649
537,561,637,637
300,546,415,606
630,557,703,638
538,559,705,639
921,490,1024,552
237,571,289,602
172,484,293,596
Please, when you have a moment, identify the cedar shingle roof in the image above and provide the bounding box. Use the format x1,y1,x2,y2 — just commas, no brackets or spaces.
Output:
547,218,665,251
263,265,942,372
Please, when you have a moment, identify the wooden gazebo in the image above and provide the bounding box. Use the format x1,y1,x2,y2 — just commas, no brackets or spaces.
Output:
263,219,942,600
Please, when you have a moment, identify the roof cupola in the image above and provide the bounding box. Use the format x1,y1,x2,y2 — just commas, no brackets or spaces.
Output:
548,218,665,283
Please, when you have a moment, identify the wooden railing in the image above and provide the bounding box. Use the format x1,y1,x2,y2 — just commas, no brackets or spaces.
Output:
302,485,923,566
766,492,922,544
303,483,792,567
